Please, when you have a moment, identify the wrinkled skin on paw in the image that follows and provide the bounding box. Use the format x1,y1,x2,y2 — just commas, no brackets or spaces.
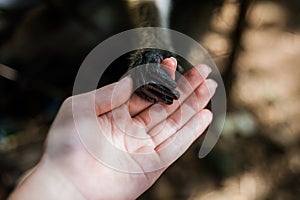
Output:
129,49,181,105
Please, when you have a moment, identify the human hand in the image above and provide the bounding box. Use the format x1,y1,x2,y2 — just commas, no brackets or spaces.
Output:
10,58,217,200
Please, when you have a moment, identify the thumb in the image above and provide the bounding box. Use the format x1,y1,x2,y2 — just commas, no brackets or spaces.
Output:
94,77,133,115
162,57,177,80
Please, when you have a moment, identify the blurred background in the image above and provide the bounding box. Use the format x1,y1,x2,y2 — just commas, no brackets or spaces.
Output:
0,0,300,199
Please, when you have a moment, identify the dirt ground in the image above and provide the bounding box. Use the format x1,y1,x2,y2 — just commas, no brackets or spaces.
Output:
0,0,300,199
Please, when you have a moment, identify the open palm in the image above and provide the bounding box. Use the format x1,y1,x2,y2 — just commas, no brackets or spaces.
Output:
17,58,217,200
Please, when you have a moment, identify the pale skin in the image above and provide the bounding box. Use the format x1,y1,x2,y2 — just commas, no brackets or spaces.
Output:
9,58,217,200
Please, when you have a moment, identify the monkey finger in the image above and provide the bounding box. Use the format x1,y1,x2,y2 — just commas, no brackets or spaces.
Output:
137,87,174,105
136,89,158,103
147,82,180,100
148,66,177,89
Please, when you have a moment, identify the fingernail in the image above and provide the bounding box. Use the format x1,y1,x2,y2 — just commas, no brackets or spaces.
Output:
207,79,218,91
162,57,177,70
170,57,177,67
120,76,132,84
202,110,213,125
196,64,212,78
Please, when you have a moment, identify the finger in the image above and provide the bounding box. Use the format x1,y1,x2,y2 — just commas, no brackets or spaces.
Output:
140,82,179,102
155,109,213,163
128,93,153,116
147,82,180,100
149,79,217,146
136,89,160,103
162,57,177,80
138,88,174,105
94,77,133,116
133,64,212,129
128,57,178,116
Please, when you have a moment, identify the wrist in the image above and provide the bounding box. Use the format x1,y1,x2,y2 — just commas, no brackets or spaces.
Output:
9,157,86,200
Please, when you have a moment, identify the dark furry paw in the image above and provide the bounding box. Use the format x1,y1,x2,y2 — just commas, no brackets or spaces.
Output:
129,49,180,105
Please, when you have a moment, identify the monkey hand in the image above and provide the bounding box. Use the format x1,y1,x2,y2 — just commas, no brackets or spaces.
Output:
128,49,180,105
